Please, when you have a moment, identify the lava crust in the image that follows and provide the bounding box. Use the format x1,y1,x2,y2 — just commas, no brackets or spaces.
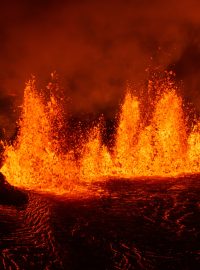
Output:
0,176,200,269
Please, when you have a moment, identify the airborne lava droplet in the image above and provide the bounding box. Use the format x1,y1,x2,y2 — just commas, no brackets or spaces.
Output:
1,74,200,195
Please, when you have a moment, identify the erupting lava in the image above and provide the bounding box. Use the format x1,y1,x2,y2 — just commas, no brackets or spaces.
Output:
1,73,200,195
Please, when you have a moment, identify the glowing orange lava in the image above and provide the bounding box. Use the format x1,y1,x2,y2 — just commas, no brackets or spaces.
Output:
1,74,200,195
1,78,78,194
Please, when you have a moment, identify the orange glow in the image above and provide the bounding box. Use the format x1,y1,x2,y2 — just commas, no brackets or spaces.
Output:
80,125,113,179
1,78,78,195
1,74,200,195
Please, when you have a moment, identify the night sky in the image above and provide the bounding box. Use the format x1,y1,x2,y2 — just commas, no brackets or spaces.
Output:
0,0,200,137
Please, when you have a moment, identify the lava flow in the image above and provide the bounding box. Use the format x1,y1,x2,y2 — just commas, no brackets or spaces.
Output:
1,74,200,195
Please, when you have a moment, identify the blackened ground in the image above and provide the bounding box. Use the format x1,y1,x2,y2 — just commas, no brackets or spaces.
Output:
0,175,200,269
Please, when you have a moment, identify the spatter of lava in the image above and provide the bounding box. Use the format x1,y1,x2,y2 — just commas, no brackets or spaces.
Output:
1,73,200,195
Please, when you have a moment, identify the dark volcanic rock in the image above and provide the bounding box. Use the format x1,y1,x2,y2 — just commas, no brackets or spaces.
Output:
0,172,28,206
0,176,200,269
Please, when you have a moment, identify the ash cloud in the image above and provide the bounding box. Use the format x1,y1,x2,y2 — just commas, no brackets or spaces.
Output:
0,0,200,135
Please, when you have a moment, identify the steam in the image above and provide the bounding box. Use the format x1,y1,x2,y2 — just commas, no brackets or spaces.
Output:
0,0,200,136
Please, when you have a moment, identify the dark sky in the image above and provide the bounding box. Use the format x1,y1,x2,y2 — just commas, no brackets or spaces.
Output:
0,0,200,137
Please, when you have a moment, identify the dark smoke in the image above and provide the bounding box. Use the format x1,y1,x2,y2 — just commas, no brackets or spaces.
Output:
0,0,200,137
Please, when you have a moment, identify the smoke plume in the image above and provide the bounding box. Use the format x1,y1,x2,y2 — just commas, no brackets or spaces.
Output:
0,0,200,136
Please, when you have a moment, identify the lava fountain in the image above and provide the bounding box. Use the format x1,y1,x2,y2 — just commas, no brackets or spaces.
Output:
1,77,78,194
1,73,200,195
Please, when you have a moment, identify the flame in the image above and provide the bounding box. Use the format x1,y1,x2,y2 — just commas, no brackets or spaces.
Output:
1,74,200,195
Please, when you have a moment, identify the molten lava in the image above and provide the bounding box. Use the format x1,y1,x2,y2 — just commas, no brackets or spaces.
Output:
1,74,200,195
1,78,78,194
